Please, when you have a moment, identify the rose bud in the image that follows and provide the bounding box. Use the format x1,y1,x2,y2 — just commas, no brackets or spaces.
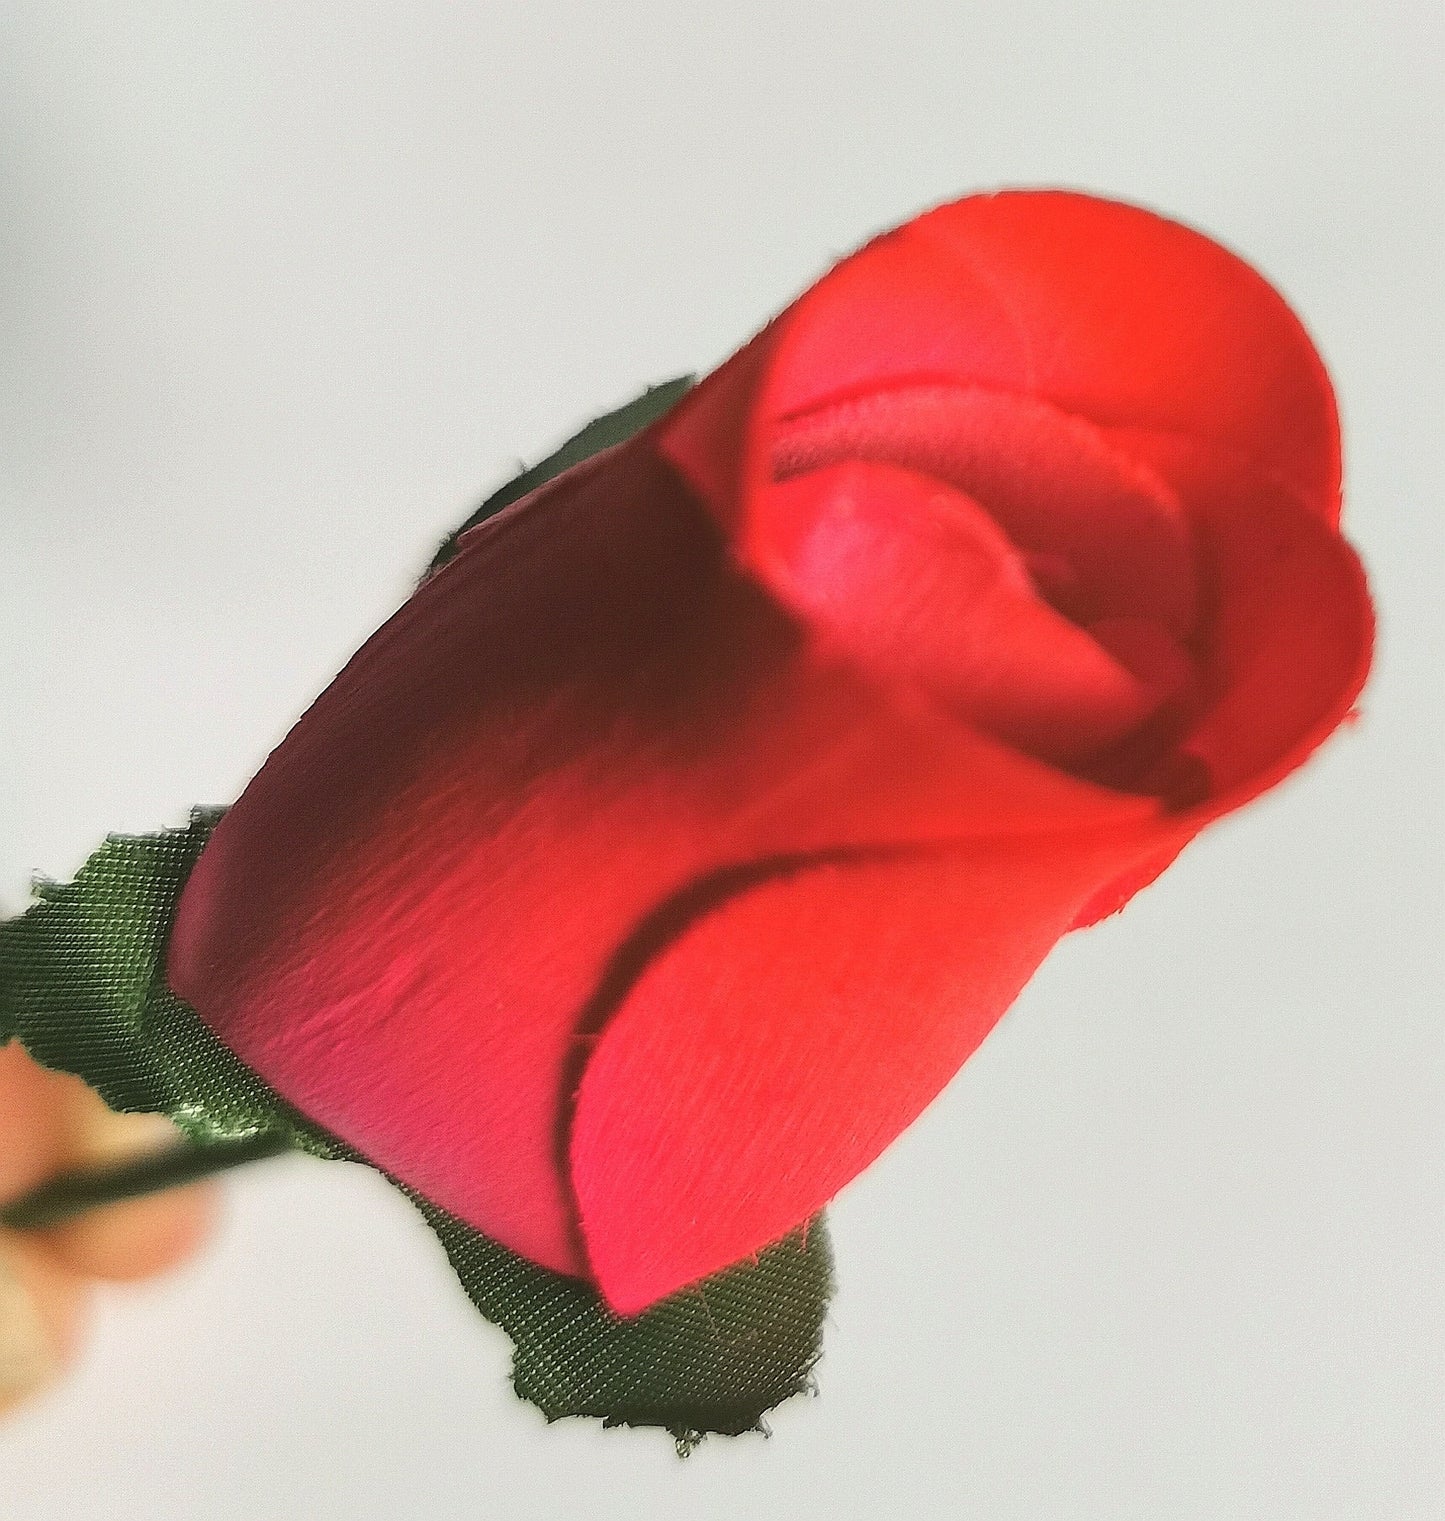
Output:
168,190,1373,1316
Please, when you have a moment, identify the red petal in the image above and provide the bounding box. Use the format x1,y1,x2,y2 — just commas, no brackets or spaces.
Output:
744,190,1341,520
1069,438,1372,923
571,831,1152,1314
1113,432,1374,807
169,442,1153,1276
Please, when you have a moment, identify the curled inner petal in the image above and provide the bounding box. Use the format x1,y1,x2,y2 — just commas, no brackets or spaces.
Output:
772,383,1200,634
755,461,1169,763
754,383,1206,781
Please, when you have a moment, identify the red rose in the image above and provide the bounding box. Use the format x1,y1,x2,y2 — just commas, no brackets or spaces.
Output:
167,190,1372,1315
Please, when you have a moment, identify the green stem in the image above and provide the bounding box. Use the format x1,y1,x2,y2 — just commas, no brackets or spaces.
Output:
0,1131,294,1231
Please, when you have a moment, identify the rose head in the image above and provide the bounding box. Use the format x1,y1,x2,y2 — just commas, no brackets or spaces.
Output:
167,190,1372,1315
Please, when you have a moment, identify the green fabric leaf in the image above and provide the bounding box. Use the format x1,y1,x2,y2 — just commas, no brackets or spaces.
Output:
2,379,835,1445
416,1193,830,1450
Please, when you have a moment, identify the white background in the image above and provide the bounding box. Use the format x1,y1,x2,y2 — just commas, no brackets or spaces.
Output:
1,4,1440,1517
